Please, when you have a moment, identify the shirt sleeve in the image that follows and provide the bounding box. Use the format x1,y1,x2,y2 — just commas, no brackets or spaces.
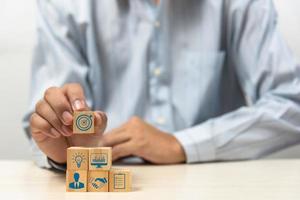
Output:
22,0,92,168
174,0,300,163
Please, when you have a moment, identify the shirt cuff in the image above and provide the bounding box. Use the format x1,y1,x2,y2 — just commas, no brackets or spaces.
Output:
47,158,66,172
174,120,216,163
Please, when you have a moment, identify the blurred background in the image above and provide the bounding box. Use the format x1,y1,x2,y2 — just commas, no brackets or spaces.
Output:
0,0,300,160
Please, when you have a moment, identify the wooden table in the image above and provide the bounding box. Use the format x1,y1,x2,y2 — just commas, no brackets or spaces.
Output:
0,160,300,200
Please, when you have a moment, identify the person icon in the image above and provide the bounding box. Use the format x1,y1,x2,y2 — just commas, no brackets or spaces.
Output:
69,172,85,189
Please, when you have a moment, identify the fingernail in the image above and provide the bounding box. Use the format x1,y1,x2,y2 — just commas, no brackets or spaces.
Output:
62,111,73,125
73,99,84,111
62,125,73,136
50,128,60,138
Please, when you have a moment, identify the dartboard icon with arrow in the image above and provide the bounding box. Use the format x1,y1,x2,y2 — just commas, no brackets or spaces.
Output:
73,111,95,134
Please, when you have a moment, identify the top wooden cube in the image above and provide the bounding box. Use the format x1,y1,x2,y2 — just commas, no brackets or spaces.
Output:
73,111,94,134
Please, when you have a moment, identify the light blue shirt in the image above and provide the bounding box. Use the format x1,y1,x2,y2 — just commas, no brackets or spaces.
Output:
23,0,300,167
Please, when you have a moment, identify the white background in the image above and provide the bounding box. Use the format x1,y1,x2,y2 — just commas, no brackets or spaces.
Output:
0,0,300,159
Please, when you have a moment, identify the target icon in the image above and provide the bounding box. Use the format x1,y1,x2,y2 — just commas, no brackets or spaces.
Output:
73,111,94,134
76,114,93,131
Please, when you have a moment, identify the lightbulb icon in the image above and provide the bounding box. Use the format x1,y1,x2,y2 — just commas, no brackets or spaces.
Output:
73,152,85,168
75,155,83,168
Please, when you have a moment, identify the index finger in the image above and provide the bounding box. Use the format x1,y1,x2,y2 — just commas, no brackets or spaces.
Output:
101,126,129,147
62,83,88,111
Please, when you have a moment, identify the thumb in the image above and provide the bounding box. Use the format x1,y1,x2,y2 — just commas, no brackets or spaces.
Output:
94,111,107,135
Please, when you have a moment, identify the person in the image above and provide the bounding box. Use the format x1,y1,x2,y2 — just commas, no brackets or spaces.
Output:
69,172,85,189
23,0,300,170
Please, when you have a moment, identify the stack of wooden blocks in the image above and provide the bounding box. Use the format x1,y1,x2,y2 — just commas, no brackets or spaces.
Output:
66,111,132,192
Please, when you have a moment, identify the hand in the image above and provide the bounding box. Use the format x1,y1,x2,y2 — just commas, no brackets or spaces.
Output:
29,83,107,163
101,116,186,164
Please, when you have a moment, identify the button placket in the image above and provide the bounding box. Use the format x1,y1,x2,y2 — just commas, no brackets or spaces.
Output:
146,6,173,131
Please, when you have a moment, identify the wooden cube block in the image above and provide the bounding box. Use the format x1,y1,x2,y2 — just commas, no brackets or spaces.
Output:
109,168,132,192
89,147,112,170
66,170,87,192
87,171,109,192
67,147,89,170
73,111,94,134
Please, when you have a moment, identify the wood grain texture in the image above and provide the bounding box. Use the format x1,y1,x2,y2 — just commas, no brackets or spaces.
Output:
87,171,109,192
67,147,89,170
66,170,87,192
109,168,132,192
73,111,94,134
89,147,112,171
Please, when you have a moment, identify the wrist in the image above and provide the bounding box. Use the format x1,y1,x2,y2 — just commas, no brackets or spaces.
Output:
171,135,186,163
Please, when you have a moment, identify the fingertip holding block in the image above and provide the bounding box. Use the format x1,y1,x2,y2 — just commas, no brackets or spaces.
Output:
89,147,112,171
109,168,132,192
87,171,109,192
73,111,94,134
67,147,89,170
66,170,88,192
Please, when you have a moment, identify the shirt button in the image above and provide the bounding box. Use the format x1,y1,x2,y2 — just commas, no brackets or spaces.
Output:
153,67,162,76
154,21,160,28
156,116,166,125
